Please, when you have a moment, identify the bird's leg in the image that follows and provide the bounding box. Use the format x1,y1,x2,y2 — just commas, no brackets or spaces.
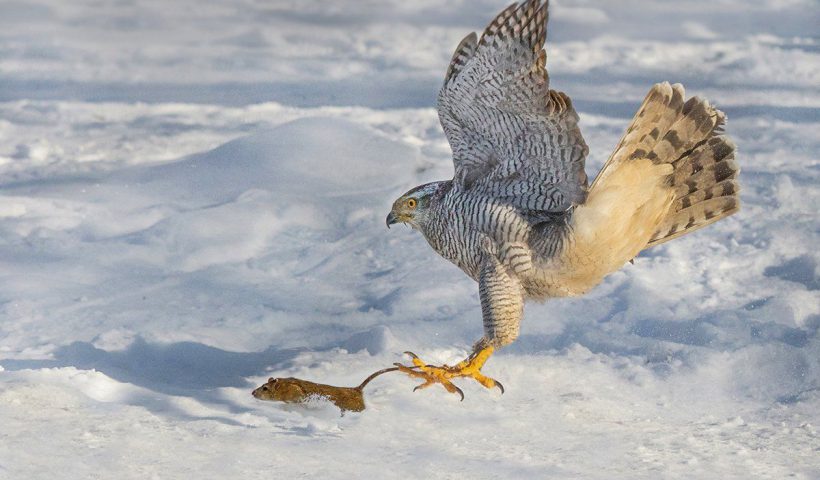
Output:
394,344,503,400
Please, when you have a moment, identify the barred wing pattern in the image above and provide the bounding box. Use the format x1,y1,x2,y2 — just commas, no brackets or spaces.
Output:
438,0,589,214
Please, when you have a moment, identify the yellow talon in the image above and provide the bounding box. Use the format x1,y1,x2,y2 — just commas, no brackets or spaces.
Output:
395,346,503,399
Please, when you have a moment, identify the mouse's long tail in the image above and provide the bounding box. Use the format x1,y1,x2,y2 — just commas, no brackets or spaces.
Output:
356,366,403,390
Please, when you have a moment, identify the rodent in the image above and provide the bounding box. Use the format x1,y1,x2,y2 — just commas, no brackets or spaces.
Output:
252,367,399,413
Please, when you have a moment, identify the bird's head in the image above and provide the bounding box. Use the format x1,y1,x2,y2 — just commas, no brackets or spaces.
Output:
386,181,450,230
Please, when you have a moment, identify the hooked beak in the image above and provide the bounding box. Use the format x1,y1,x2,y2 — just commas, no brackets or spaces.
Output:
386,211,398,228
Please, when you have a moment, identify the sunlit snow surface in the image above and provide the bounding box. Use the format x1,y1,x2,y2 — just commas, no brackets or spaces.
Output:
0,1,818,478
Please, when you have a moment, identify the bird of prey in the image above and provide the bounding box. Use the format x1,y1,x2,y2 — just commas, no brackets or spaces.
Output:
386,0,739,399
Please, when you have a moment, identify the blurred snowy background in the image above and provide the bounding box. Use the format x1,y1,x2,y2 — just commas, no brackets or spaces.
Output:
0,0,818,478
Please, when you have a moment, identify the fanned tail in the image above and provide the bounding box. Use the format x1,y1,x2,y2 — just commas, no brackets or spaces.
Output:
646,130,740,246
590,82,740,250
558,83,740,296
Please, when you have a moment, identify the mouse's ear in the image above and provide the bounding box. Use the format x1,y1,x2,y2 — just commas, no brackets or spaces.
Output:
268,377,275,382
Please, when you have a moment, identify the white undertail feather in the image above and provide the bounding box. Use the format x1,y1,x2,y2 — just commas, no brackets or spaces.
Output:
553,82,739,294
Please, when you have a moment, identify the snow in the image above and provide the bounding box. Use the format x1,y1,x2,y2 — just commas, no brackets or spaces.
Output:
0,0,818,478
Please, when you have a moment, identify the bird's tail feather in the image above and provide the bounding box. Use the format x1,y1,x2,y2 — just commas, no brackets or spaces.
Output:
647,134,739,246
590,82,740,249
553,83,739,296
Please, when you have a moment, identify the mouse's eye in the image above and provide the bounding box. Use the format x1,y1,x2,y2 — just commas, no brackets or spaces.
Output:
407,198,417,209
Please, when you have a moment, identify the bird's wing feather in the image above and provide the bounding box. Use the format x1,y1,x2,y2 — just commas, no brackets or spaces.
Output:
438,0,588,214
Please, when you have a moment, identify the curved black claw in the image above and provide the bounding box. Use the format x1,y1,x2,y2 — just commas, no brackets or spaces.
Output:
494,380,505,394
393,362,422,373
403,351,431,365
411,382,464,401
452,385,465,401
403,351,434,369
396,356,465,401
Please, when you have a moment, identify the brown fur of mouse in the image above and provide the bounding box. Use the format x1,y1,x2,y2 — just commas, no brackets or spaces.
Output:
251,367,401,413
252,377,366,412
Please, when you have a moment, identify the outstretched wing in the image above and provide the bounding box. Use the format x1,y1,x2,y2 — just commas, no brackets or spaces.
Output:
438,0,588,214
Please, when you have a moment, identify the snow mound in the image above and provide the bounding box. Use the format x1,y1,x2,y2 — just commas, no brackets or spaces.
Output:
0,1,818,478
341,325,397,356
124,117,418,205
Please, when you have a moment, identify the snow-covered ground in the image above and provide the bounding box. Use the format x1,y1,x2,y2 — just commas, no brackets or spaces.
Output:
1,0,818,478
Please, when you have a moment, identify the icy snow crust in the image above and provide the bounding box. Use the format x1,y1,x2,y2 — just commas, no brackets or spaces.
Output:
0,1,818,478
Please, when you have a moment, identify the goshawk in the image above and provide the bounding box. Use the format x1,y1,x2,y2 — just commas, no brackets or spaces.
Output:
386,0,739,398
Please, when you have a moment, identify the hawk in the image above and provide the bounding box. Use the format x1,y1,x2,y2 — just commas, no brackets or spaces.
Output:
386,0,739,398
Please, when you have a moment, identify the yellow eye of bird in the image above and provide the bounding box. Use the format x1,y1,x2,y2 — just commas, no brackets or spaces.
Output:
407,198,417,209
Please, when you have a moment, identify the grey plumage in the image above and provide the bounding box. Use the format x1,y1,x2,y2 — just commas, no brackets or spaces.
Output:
438,0,588,213
387,0,740,352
